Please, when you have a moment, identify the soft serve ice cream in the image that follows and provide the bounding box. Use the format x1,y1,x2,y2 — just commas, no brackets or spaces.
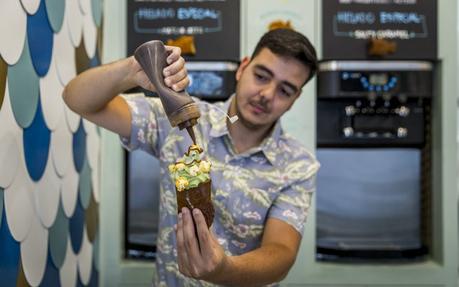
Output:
169,145,214,227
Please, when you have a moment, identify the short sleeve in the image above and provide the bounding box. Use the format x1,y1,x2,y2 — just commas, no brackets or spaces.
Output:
268,161,319,235
119,94,169,157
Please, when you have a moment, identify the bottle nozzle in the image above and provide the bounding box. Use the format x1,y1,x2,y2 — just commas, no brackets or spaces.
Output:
178,119,198,145
186,126,197,145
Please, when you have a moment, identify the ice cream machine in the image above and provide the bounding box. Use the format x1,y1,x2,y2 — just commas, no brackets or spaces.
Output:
315,61,433,261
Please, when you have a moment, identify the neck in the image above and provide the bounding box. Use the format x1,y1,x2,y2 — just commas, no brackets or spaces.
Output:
227,99,273,154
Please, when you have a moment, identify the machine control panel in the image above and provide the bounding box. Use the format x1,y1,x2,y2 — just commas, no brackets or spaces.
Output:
318,61,433,99
317,61,432,146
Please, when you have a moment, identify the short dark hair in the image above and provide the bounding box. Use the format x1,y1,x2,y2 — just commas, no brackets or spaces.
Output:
251,28,317,85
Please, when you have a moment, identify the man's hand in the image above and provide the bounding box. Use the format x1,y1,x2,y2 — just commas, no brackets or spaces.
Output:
129,45,189,92
176,207,229,280
175,208,301,286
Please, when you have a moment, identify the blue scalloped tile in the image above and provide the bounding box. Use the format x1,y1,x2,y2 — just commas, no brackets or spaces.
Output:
0,188,3,230
79,158,92,209
49,202,69,269
76,275,84,287
73,120,87,173
8,37,40,128
87,266,99,287
91,0,102,27
77,267,98,287
39,252,60,287
69,200,85,254
23,98,51,181
27,0,53,77
45,0,65,33
76,265,98,287
89,54,100,68
0,204,20,286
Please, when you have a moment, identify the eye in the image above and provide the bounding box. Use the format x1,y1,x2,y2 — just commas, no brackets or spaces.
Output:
254,72,268,82
280,87,294,98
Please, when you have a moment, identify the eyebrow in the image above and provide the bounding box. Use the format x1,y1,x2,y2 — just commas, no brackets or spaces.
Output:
253,64,299,93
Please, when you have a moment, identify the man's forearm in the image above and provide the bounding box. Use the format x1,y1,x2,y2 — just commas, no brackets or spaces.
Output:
63,57,135,116
210,243,296,287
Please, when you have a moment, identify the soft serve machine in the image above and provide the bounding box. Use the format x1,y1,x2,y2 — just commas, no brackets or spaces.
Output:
315,60,433,261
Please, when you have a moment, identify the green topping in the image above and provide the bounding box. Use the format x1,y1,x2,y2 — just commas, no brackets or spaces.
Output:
169,145,211,191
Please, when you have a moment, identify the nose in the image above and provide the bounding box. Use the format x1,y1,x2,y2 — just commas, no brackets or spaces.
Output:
259,82,276,102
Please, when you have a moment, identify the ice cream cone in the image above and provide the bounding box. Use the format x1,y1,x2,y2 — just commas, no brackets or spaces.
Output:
176,180,214,228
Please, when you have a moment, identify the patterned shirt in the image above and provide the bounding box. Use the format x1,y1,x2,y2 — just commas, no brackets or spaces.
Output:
121,94,319,287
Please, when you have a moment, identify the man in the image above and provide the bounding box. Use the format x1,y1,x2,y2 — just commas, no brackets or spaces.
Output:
64,28,319,287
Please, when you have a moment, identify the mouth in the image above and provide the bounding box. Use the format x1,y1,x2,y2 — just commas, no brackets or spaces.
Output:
249,102,268,114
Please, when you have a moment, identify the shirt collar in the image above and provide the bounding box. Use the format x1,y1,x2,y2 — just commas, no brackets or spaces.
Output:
209,96,233,138
258,121,282,166
208,94,283,166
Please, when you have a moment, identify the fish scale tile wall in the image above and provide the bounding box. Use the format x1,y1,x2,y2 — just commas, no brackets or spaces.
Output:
0,0,103,286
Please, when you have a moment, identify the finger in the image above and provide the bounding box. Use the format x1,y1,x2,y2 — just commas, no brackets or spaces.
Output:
192,209,213,257
170,76,190,92
181,207,203,263
165,46,181,64
164,68,188,89
176,212,191,277
163,56,185,78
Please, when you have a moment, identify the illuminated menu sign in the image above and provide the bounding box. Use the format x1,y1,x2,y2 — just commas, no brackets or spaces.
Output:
127,0,240,61
322,0,437,60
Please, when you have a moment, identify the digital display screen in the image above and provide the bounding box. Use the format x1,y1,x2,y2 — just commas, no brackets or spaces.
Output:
340,71,399,93
369,73,388,86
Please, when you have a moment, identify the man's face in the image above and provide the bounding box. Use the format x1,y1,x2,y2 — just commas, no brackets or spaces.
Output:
233,48,310,130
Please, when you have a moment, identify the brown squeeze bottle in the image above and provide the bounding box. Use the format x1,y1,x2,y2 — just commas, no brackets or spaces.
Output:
134,40,200,144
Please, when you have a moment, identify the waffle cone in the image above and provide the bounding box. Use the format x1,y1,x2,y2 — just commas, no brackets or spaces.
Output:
176,180,214,228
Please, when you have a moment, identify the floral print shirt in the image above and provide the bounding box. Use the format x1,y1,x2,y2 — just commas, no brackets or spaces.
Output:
120,94,319,287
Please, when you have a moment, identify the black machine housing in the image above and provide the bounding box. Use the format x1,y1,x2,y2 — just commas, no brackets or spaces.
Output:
315,60,433,262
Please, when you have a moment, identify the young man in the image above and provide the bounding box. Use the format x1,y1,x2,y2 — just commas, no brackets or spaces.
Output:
64,28,319,287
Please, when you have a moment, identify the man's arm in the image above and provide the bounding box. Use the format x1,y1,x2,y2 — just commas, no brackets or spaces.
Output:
62,47,188,138
176,207,301,286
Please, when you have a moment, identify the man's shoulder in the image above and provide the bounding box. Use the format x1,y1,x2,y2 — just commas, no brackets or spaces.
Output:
278,133,316,163
276,133,320,181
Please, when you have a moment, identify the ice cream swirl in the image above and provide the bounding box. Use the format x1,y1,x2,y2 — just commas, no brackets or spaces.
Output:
169,145,211,192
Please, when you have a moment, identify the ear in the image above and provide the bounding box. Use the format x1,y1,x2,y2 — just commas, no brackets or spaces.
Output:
236,57,250,81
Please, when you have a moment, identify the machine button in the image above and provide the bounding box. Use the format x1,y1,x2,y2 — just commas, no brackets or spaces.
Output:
345,105,356,116
397,127,408,138
343,127,354,137
396,106,410,117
